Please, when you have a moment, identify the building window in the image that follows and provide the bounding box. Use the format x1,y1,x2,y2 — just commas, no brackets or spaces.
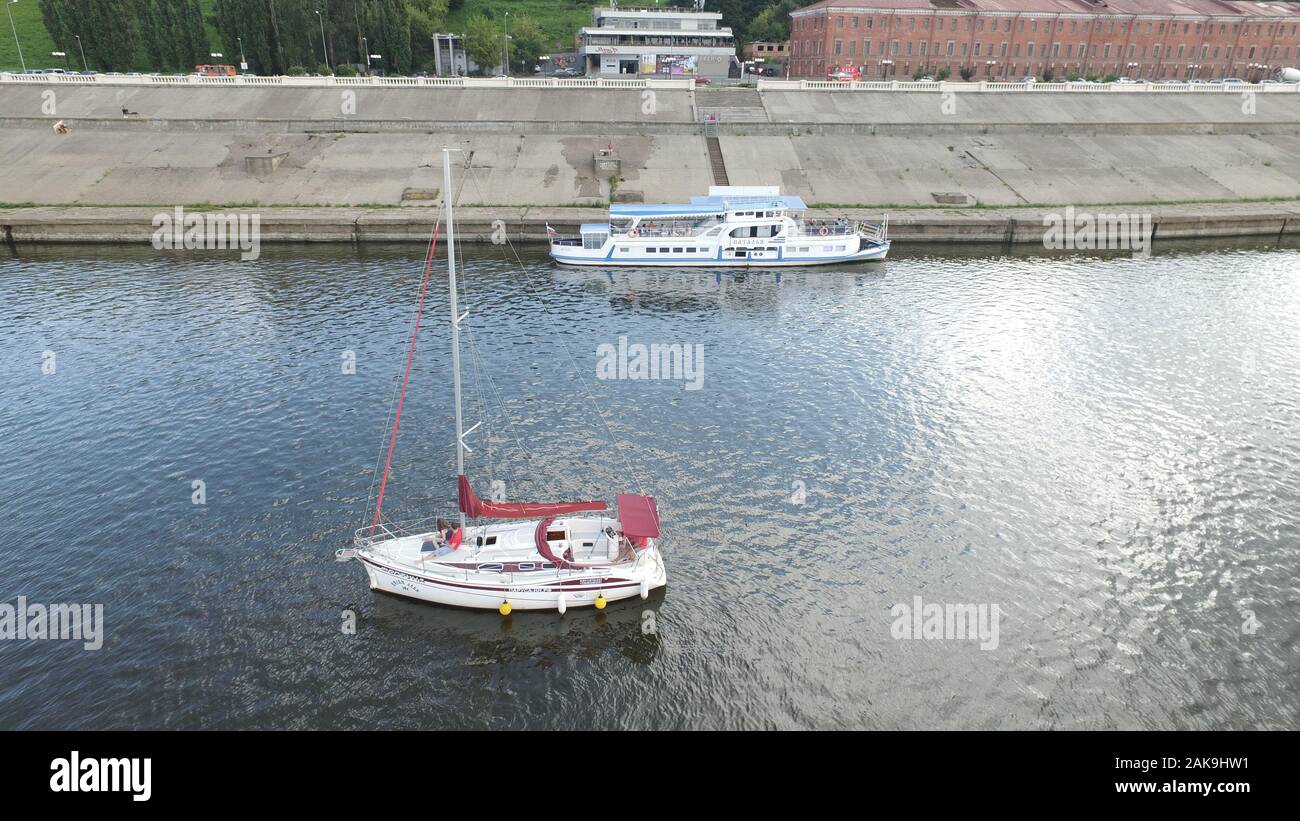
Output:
947,40,955,56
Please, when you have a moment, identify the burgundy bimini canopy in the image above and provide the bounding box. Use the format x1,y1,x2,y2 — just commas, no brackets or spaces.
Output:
617,493,660,539
458,475,606,520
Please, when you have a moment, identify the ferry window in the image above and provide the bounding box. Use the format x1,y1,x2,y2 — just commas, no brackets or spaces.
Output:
647,247,656,253
687,247,696,252
673,247,683,253
545,529,566,541
619,246,629,252
837,245,846,251
823,245,833,251
659,247,670,253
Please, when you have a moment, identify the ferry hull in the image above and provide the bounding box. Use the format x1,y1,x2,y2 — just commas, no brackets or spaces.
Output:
550,243,889,268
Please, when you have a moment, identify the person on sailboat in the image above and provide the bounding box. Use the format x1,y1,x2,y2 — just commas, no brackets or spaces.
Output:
422,518,460,557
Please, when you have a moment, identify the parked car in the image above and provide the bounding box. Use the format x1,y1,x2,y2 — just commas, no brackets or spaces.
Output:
1114,77,1139,84
694,76,712,85
1220,77,1247,84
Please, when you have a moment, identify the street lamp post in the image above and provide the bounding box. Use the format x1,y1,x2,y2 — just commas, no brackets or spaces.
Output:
73,34,87,72
986,59,996,80
5,0,25,73
1127,61,1139,80
1187,63,1199,81
237,36,246,72
315,9,329,71
362,36,370,71
502,12,511,76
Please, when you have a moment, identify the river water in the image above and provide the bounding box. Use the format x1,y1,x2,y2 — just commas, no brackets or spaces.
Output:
1,240,1297,729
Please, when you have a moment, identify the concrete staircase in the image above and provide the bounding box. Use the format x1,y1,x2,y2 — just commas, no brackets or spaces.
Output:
705,137,729,186
696,87,771,124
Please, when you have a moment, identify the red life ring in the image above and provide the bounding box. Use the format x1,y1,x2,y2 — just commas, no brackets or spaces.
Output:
628,228,639,238
818,226,829,236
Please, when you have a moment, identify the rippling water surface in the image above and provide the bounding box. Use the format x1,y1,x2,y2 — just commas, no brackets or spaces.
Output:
1,240,1297,730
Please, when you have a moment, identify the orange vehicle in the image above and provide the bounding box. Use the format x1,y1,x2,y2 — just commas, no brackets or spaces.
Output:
194,64,237,77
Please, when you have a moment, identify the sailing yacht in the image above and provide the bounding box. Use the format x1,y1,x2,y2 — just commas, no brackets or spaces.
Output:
548,186,889,268
344,149,667,613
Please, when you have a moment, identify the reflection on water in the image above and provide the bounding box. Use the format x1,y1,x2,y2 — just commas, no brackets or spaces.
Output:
0,238,1297,729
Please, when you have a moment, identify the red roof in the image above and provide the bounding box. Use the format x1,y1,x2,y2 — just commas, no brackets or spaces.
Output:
793,0,1300,19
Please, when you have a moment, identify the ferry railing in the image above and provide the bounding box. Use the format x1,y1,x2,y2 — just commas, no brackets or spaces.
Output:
789,219,858,238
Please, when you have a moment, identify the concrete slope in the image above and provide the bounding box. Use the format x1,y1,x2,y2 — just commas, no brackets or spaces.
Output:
0,85,696,124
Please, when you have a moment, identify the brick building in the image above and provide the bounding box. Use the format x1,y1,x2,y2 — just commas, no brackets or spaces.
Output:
789,0,1300,81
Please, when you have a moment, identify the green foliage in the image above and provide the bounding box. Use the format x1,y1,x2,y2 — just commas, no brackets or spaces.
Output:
462,13,499,74
38,0,141,72
747,0,800,44
935,67,951,81
958,65,974,81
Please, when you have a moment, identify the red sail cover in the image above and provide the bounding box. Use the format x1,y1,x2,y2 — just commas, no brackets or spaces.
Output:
617,493,660,539
458,475,606,519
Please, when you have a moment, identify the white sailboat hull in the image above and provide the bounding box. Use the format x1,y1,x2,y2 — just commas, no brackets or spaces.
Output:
357,545,667,611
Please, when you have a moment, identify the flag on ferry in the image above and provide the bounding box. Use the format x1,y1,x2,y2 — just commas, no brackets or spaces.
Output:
545,224,557,239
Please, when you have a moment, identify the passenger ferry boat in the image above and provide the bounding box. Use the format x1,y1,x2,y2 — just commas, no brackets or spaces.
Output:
548,186,889,268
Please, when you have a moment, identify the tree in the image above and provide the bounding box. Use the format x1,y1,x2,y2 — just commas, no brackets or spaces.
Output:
959,65,975,81
40,0,141,72
506,15,543,75
463,14,499,75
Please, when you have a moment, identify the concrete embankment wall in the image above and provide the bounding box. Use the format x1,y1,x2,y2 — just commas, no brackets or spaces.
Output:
4,203,1298,247
1,84,1298,242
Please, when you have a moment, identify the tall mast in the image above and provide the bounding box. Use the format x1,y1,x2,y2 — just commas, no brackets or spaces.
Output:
444,148,467,530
